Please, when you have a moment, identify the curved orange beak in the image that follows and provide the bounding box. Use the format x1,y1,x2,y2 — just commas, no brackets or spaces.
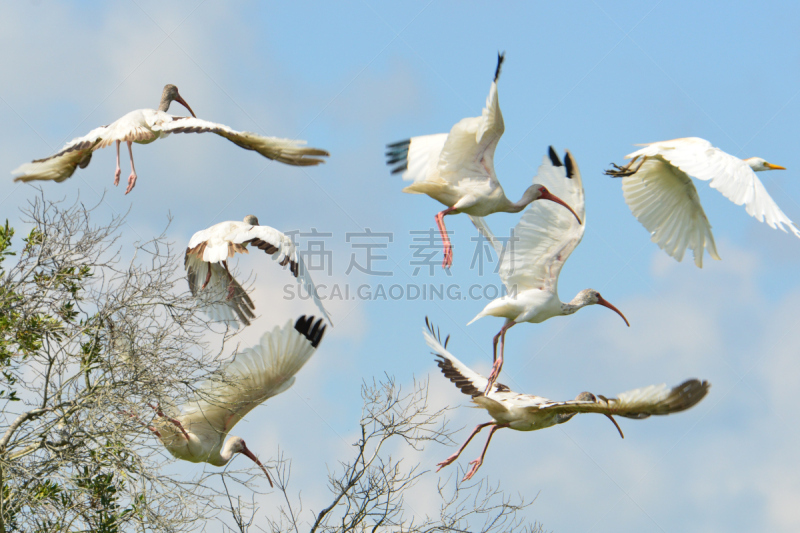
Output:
765,163,786,170
240,443,273,487
539,189,582,224
597,296,630,327
175,93,196,118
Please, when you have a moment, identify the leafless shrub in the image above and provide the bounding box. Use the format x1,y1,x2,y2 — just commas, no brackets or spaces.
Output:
0,192,254,532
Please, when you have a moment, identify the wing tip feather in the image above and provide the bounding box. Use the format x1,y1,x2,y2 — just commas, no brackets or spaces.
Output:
294,315,326,348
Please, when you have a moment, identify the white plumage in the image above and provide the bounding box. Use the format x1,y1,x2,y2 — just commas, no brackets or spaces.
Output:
12,84,328,194
469,148,629,392
424,319,709,481
150,315,326,486
185,215,332,329
607,137,797,267
386,53,579,269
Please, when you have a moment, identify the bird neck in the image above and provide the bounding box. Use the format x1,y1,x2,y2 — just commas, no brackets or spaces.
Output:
504,187,538,213
502,194,530,213
158,97,172,113
216,438,237,466
560,292,590,315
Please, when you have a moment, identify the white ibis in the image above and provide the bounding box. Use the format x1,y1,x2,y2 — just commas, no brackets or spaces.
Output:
469,148,629,392
425,318,709,481
185,215,332,328
605,137,798,267
141,315,325,486
385,53,580,269
12,84,329,194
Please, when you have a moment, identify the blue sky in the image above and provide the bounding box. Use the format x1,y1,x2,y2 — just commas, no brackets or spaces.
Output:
2,1,800,531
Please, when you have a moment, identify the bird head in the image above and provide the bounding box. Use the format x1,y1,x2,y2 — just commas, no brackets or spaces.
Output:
526,185,582,224
571,391,625,438
743,157,785,172
160,84,196,117
243,215,259,226
228,436,273,487
576,289,630,327
555,392,597,425
574,391,596,402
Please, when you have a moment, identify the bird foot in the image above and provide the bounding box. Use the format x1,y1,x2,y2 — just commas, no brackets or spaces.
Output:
463,458,483,481
604,158,645,178
119,409,161,437
226,282,236,300
435,454,459,472
484,360,502,394
441,247,453,270
125,172,137,195
114,168,121,186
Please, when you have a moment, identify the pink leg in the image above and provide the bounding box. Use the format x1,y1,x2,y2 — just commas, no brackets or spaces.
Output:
114,141,121,186
463,423,508,481
120,410,161,438
148,403,190,441
201,263,212,290
222,260,236,300
485,322,515,394
435,207,457,269
436,421,494,472
124,141,138,195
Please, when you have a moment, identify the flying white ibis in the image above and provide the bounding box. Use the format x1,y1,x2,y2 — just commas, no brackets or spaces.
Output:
12,84,329,194
185,215,332,328
425,318,709,481
605,137,798,267
469,148,629,392
140,315,325,486
385,53,580,269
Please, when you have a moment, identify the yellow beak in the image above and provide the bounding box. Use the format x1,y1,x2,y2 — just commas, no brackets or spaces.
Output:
765,162,786,170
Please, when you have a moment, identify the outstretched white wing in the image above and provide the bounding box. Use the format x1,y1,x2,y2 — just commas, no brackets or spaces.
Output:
423,318,515,397
386,53,505,191
628,137,799,237
185,222,332,326
12,126,108,183
180,316,326,435
159,117,328,166
438,54,505,185
185,256,255,329
538,379,710,418
621,156,720,267
473,148,584,293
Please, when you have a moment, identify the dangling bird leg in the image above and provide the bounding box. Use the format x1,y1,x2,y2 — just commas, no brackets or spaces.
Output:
485,322,515,394
463,423,509,481
148,403,190,441
114,140,122,186
124,141,138,195
222,260,236,300
436,421,494,472
435,207,457,269
604,156,646,178
201,263,212,290
119,410,161,438
604,414,624,439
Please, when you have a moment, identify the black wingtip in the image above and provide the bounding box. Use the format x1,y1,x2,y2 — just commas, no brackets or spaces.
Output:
564,152,576,179
386,139,411,174
294,315,326,348
386,139,411,150
494,51,505,82
424,316,449,348
548,146,563,167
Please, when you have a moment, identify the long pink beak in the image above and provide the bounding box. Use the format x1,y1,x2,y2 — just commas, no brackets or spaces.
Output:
540,189,582,225
597,296,630,327
175,94,196,118
240,443,273,487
